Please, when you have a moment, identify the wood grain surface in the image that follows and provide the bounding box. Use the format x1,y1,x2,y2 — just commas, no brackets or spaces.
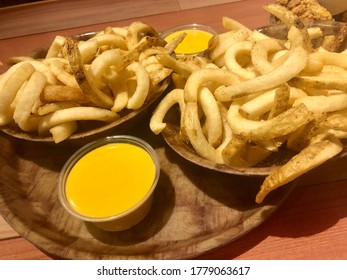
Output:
1,0,347,260
0,115,296,259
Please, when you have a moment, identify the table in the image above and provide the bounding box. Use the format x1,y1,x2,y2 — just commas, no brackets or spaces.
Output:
1,0,347,260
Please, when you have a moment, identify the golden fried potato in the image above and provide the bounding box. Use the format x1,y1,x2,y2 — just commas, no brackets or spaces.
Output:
150,5,347,203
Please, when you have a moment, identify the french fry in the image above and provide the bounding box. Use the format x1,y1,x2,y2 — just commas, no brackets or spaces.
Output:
293,93,347,113
216,102,233,151
308,51,347,69
93,33,127,50
38,107,119,135
145,64,172,87
267,83,290,119
239,86,306,120
49,121,78,143
224,41,257,80
222,134,250,167
41,85,88,103
26,60,58,85
209,29,249,62
321,110,347,131
88,48,124,89
251,38,284,75
287,112,327,151
184,68,240,102
139,48,173,87
77,40,98,63
46,35,66,58
183,101,224,164
0,62,35,125
227,102,313,141
49,58,78,88
256,134,343,203
156,53,193,79
263,3,312,51
7,56,35,65
222,16,252,34
198,86,223,147
126,21,159,50
150,88,185,134
106,71,129,113
36,102,80,116
64,37,114,109
13,71,47,131
125,62,150,110
290,73,347,92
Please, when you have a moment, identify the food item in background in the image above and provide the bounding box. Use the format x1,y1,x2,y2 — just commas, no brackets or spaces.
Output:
150,4,346,203
0,21,173,143
270,1,347,52
275,0,347,22
274,0,333,21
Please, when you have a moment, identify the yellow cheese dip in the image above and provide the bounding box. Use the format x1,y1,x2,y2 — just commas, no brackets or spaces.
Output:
65,142,156,218
164,29,214,54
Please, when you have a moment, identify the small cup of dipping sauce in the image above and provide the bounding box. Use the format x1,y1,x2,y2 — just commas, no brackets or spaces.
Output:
161,23,217,56
58,135,160,231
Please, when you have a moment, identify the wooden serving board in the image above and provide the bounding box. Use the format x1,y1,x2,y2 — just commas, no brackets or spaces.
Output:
0,118,295,259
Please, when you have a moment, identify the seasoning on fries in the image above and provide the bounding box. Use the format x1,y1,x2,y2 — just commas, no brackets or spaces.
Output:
0,21,173,143
1,4,347,203
150,4,347,203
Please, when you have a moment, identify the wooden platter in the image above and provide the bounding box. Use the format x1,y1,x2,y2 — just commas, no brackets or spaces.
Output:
0,117,296,260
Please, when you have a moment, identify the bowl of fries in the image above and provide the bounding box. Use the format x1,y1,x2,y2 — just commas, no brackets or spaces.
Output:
150,4,347,203
0,22,173,145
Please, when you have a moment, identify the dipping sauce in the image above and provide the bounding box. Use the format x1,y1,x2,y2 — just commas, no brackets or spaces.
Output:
58,135,160,231
162,24,217,55
165,29,214,54
65,142,156,218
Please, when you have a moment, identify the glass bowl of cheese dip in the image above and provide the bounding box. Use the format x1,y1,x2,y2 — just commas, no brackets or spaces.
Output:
161,23,217,56
58,135,160,231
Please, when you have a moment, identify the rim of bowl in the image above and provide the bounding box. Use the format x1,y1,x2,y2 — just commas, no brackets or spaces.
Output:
160,23,218,55
58,135,160,223
160,23,218,38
